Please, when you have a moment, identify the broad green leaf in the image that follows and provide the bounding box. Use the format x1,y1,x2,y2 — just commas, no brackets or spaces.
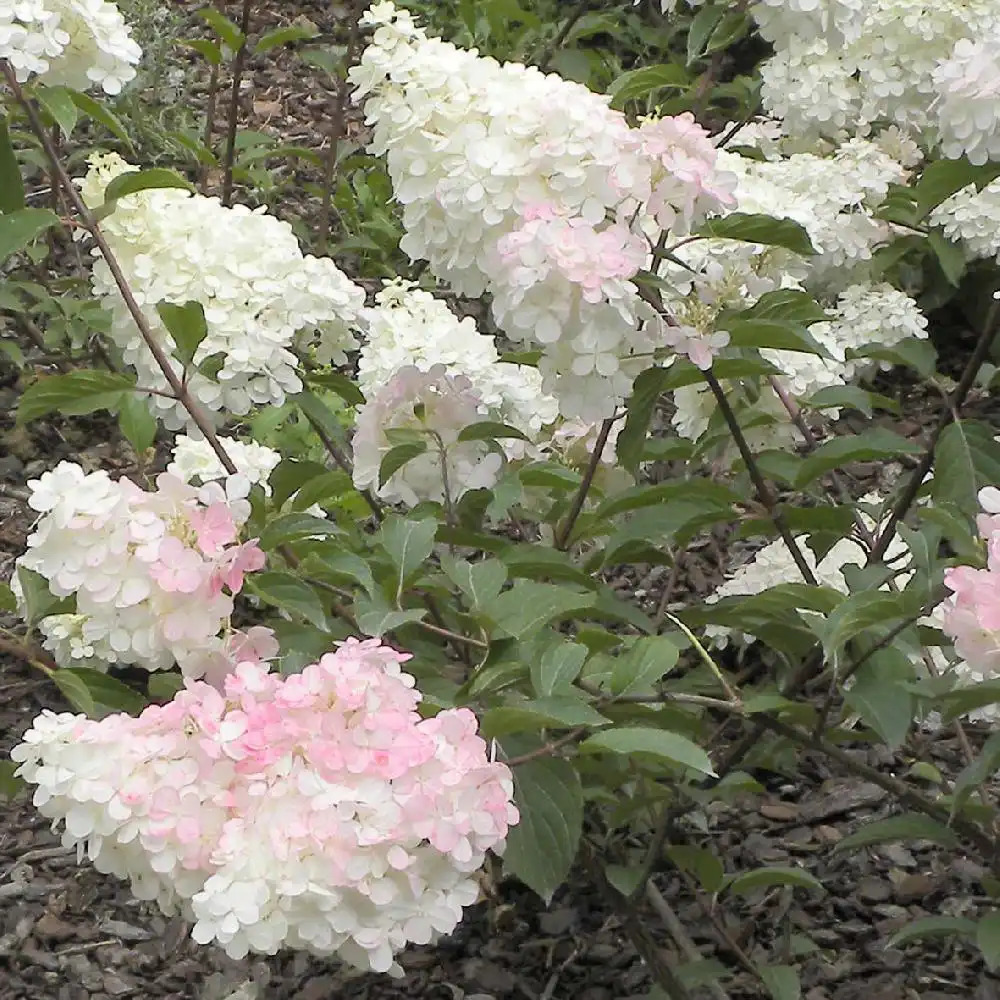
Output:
184,38,224,64
706,8,751,53
68,90,134,150
301,550,377,599
794,429,922,488
657,356,782,391
738,289,827,325
804,385,900,417
16,566,68,626
157,300,208,367
759,965,800,1000
0,207,60,263
51,668,95,715
502,757,582,904
258,513,342,550
0,761,24,802
666,845,724,893
531,641,589,697
608,63,688,108
518,461,582,490
725,318,828,356
676,960,731,990
579,727,715,777
17,369,135,424
34,85,78,139
843,650,914,749
605,863,645,898
269,458,329,507
610,636,680,696
888,916,976,948
952,731,1000,812
481,696,609,737
727,866,825,897
977,912,1000,972
103,168,194,205
617,366,672,473
117,393,157,455
933,420,1000,516
305,371,365,406
939,681,1000,723
255,24,319,52
247,572,329,630
698,212,816,257
928,228,966,286
488,581,595,639
457,421,530,443
379,516,437,598
199,6,246,49
833,813,959,854
355,598,426,638
499,545,597,588
379,440,427,488
915,157,1000,217
0,581,16,613
851,339,937,379
290,471,353,512
596,479,739,520
686,2,725,63
58,668,147,715
0,116,25,212
822,590,923,664
439,555,507,610
148,673,184,701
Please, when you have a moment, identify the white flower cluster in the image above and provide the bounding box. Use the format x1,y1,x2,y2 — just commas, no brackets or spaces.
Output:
78,153,365,431
0,0,141,93
753,0,1000,163
17,461,270,682
930,179,1000,264
11,640,518,974
350,1,734,419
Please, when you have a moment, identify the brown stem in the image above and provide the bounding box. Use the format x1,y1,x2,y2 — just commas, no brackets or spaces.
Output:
555,417,615,550
200,61,220,191
870,298,1000,562
535,0,590,73
504,728,588,768
221,0,253,208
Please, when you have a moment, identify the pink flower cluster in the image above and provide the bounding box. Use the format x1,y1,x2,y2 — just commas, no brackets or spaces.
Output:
10,639,518,975
942,487,1000,686
16,461,268,681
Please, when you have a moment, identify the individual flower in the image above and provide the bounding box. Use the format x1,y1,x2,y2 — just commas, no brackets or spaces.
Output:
10,638,518,975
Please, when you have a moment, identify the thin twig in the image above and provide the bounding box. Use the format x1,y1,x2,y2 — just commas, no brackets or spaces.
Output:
555,417,615,550
535,0,590,72
220,0,253,207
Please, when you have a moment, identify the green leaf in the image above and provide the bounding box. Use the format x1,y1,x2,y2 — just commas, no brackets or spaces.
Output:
51,668,95,715
0,761,24,802
833,813,959,854
665,845,724,893
739,289,828,325
305,371,365,406
579,727,715,777
915,157,1000,217
794,429,922,488
290,471,353,512
822,591,922,664
183,38,224,64
938,681,1000,724
258,513,342,550
148,672,184,701
977,912,1000,972
34,85,78,139
596,480,739,521
156,300,208,367
16,566,67,627
531,641,588,697
610,636,680,696
804,385,900,417
608,63,688,108
301,550,376,599
269,458,329,507
247,572,329,630
928,228,966,286
698,212,816,257
117,393,156,454
0,116,25,212
58,668,147,715
379,516,437,598
758,965,800,1000
379,440,427,488
0,581,16,613
457,421,529,443
354,598,426,638
724,318,828,356
0,207,60,263
103,168,194,205
887,916,976,949
17,370,135,424
502,757,582,904
843,650,914,750
933,420,1000,516
617,366,672,473
67,90,134,150
255,24,318,52
851,339,937,379
488,582,595,639
519,461,582,491
686,2,725,64
481,696,609,737
440,555,507,610
199,6,246,49
726,866,825,897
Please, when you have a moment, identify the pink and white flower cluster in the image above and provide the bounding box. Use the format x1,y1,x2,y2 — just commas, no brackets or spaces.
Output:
0,0,141,93
10,639,518,975
16,461,269,682
350,1,735,419
942,488,1000,711
78,153,366,431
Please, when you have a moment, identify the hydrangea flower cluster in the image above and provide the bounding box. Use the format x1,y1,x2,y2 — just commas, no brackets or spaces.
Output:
11,638,518,975
16,461,269,682
750,0,1000,162
942,488,1000,717
350,1,735,418
930,179,1000,265
0,0,141,93
77,153,366,430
